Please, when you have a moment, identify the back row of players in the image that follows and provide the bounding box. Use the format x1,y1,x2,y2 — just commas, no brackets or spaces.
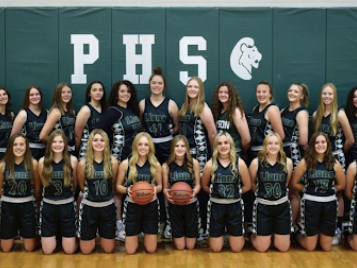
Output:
0,67,357,253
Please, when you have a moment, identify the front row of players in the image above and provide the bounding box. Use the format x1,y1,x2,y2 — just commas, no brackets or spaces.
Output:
0,129,355,254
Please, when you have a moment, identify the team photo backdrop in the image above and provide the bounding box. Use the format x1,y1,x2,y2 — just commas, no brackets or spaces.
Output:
1,7,357,113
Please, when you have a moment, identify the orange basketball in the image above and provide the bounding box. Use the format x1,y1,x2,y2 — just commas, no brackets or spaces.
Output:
170,182,193,206
131,181,155,205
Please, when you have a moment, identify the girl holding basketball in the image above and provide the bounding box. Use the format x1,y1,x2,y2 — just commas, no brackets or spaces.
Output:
38,129,78,255
117,132,162,254
162,135,201,250
249,132,293,252
201,132,251,253
77,129,119,254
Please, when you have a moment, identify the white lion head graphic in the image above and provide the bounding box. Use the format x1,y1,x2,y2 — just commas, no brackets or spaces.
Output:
230,37,262,81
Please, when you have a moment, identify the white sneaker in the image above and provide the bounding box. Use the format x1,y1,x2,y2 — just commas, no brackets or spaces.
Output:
197,233,208,241
116,220,125,241
332,227,341,245
163,224,172,239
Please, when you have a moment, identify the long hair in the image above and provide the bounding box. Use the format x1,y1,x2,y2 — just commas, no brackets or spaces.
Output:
0,87,12,118
304,132,335,171
42,130,72,187
178,77,205,117
345,86,357,124
314,83,339,136
149,67,166,92
211,132,238,182
85,129,113,179
257,132,287,172
51,82,74,116
212,82,245,122
85,81,107,110
290,83,310,107
127,132,158,185
21,84,46,112
165,135,194,177
1,134,34,183
257,81,274,102
107,80,140,118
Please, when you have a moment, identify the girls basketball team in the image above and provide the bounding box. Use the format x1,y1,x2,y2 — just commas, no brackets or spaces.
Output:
1,69,357,255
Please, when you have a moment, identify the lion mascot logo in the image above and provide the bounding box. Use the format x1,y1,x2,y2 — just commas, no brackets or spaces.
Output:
230,37,262,81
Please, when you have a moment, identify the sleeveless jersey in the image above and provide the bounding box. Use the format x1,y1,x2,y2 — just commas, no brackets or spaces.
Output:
248,103,275,147
210,159,241,200
43,159,73,200
256,160,288,201
319,113,343,152
281,106,306,168
23,108,47,144
168,162,194,189
111,105,141,162
0,112,13,150
349,115,357,154
304,161,336,197
55,111,76,147
125,160,153,187
216,111,242,154
79,103,102,158
3,162,33,197
84,161,113,202
142,97,174,139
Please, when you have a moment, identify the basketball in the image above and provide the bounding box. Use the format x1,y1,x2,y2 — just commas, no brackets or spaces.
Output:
170,182,193,206
131,181,155,205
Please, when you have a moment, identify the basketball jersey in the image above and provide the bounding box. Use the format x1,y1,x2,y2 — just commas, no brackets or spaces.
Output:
216,111,242,154
349,115,357,154
256,160,288,201
248,103,275,147
125,160,153,187
3,162,33,197
0,112,13,150
84,161,113,202
304,161,336,197
43,159,73,200
23,108,47,144
142,97,173,139
210,159,241,200
168,162,194,189
319,113,343,152
55,111,76,147
111,105,141,162
79,103,102,158
178,109,208,172
281,106,306,168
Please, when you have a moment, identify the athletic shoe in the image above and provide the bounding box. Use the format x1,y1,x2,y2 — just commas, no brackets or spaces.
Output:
116,220,125,241
332,227,341,245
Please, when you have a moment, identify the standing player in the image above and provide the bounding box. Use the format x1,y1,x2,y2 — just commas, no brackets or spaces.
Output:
95,80,142,241
0,87,14,160
212,82,250,158
178,77,217,239
11,85,47,160
249,133,293,252
75,81,106,159
201,132,251,253
311,83,354,244
40,82,76,156
281,83,309,224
